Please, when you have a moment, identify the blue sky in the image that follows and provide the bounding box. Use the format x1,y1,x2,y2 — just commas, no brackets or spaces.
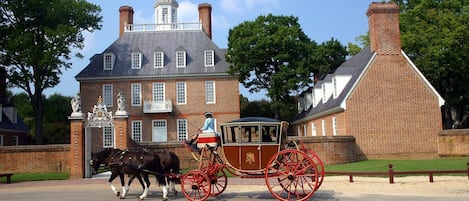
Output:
39,0,375,101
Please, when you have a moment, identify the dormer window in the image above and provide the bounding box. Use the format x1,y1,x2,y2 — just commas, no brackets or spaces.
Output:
204,50,214,67
131,52,142,69
154,51,164,68
332,77,337,98
176,50,186,68
103,53,115,70
322,84,326,104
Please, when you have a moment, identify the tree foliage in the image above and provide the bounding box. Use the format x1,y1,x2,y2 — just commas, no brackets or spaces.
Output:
0,0,102,143
228,15,348,120
392,0,468,128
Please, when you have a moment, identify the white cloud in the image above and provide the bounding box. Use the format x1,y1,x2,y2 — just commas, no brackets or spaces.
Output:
178,1,199,23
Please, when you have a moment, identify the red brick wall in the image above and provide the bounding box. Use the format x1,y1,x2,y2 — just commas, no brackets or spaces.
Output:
80,76,239,150
438,129,469,156
346,54,442,158
0,145,70,173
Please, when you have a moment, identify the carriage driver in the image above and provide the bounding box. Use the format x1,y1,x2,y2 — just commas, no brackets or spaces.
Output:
184,112,214,151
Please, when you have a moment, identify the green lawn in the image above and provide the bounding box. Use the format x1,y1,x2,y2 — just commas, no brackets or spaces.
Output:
325,158,469,172
0,172,69,183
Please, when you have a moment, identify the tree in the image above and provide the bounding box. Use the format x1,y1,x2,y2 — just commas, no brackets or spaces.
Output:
311,38,348,82
392,0,468,128
0,0,102,144
226,14,317,119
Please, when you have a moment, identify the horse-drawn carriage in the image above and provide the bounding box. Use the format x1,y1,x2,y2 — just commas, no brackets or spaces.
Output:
181,117,325,201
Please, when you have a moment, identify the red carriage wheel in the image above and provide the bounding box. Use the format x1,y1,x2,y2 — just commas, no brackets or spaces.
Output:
305,150,325,190
181,170,211,201
209,165,228,196
265,149,319,201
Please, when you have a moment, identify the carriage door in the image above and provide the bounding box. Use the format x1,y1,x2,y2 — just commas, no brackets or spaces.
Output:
152,120,167,142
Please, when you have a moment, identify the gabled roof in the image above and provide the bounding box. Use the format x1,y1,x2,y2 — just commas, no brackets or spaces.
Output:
292,47,375,124
0,98,29,133
76,30,231,81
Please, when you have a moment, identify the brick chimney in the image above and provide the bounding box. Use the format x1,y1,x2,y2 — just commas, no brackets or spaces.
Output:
366,2,401,55
119,6,134,37
198,3,212,39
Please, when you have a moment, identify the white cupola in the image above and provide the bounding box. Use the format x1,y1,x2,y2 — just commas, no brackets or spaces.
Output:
154,0,179,24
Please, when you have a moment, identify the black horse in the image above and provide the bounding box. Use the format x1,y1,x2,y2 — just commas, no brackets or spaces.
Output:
154,149,181,195
91,148,180,200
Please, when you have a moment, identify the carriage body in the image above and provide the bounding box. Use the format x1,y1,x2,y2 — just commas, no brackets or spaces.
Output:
181,117,325,201
219,117,285,172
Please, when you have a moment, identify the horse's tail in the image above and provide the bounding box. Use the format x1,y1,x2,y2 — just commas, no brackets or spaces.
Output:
169,152,181,183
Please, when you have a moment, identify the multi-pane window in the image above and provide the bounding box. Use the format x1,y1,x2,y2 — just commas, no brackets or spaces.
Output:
205,80,215,104
332,117,338,136
131,83,142,106
332,77,337,98
103,53,114,70
303,125,307,137
103,84,113,107
321,120,326,136
0,135,3,146
152,82,165,103
131,52,142,69
177,119,187,141
103,127,113,147
312,122,317,136
176,82,186,104
162,8,168,23
154,52,164,68
176,51,186,67
204,50,214,66
132,121,142,142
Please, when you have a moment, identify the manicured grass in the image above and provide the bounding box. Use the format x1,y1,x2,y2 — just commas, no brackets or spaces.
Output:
325,158,469,172
0,172,69,183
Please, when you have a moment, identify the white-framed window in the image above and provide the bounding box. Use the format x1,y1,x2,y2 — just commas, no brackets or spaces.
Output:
312,122,317,136
177,119,188,141
132,120,142,142
205,80,215,104
131,83,142,106
103,84,113,107
152,82,165,103
152,120,167,142
332,117,338,136
154,52,164,68
0,135,3,146
303,125,307,137
297,126,301,137
322,84,327,104
321,120,326,136
12,135,18,145
176,82,186,104
332,77,337,99
204,50,214,67
131,52,142,69
162,7,168,23
176,51,186,67
103,53,114,70
103,127,113,148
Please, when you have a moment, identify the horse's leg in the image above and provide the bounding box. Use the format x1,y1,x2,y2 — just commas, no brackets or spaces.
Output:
169,178,177,195
162,176,169,201
119,172,127,199
123,174,135,198
108,170,120,197
138,174,150,200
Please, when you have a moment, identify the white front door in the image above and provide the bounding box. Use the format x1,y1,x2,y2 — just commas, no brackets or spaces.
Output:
152,120,167,142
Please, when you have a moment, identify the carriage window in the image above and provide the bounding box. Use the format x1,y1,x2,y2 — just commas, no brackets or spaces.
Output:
261,125,279,143
222,125,238,143
241,126,258,143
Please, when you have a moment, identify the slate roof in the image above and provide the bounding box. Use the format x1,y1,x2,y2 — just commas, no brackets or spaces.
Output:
0,98,29,133
292,47,375,123
76,30,231,80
